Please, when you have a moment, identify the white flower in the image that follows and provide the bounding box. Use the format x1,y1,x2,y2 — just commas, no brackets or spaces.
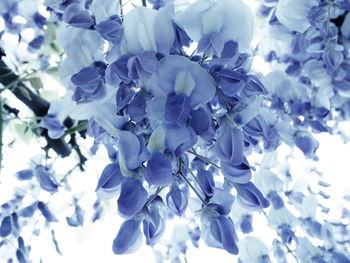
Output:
276,0,318,33
122,6,174,54
176,0,253,53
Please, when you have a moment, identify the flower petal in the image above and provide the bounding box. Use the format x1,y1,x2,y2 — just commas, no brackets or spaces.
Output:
0,216,12,237
234,183,270,211
221,161,252,184
96,163,123,191
145,152,173,187
112,219,143,254
117,178,148,218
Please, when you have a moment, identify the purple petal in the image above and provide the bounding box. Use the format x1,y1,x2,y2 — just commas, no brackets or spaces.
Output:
234,182,270,211
0,216,12,237
197,168,215,197
166,184,188,216
96,163,123,191
16,169,34,181
63,3,94,29
145,152,173,187
165,93,191,126
295,135,318,156
243,114,267,138
210,216,238,255
117,178,148,218
35,166,59,193
112,219,142,254
221,161,252,184
190,107,211,135
37,201,58,222
71,67,100,86
118,131,143,171
214,127,244,165
143,206,165,245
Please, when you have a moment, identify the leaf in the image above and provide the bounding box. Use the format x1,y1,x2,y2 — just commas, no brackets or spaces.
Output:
12,122,33,144
28,77,43,91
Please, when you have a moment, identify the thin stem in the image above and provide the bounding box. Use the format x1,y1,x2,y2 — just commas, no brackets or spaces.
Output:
188,47,198,59
284,243,300,263
187,149,220,169
260,210,299,263
184,254,188,263
180,158,207,197
119,0,124,21
178,171,207,205
64,121,87,136
58,164,80,184
0,97,3,174
200,53,206,66
145,186,164,206
141,0,147,7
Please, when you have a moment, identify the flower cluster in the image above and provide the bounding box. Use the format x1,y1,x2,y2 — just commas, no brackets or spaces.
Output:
1,0,350,262
42,0,274,257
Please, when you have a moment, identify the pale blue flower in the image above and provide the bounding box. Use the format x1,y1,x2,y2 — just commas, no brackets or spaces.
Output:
176,0,253,54
122,5,174,54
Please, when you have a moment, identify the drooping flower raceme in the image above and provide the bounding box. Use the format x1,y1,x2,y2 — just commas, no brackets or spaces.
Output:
1,0,350,262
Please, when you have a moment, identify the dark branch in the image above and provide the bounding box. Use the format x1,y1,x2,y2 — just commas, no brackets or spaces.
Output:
0,49,72,157
3,103,19,117
69,133,87,171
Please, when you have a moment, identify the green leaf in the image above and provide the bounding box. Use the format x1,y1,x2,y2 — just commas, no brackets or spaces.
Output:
29,77,43,90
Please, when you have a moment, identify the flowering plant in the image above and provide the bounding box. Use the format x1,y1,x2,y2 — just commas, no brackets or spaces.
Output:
0,0,350,262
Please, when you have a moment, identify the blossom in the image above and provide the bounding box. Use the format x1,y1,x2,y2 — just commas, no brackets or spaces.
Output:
122,6,174,54
201,210,239,255
276,0,318,33
112,219,143,254
176,0,253,54
117,178,148,218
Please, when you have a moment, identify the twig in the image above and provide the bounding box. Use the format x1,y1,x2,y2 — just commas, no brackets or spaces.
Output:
0,52,71,157
3,103,19,116
0,98,3,174
180,158,207,198
145,186,164,206
177,160,207,205
68,134,87,171
178,171,207,205
187,149,220,169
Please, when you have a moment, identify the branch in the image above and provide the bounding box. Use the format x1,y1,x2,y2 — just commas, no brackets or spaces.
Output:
68,133,87,171
0,49,71,157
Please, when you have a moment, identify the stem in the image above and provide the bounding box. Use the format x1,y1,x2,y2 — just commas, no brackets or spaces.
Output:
119,0,123,20
145,186,164,206
283,243,300,263
68,133,87,171
178,171,207,205
141,0,146,7
0,97,3,174
200,53,206,66
64,121,87,136
180,158,207,197
187,149,220,169
260,210,299,263
58,164,80,184
0,53,72,157
188,47,198,59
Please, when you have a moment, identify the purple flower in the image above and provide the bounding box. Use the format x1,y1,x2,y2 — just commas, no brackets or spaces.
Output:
112,219,143,254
